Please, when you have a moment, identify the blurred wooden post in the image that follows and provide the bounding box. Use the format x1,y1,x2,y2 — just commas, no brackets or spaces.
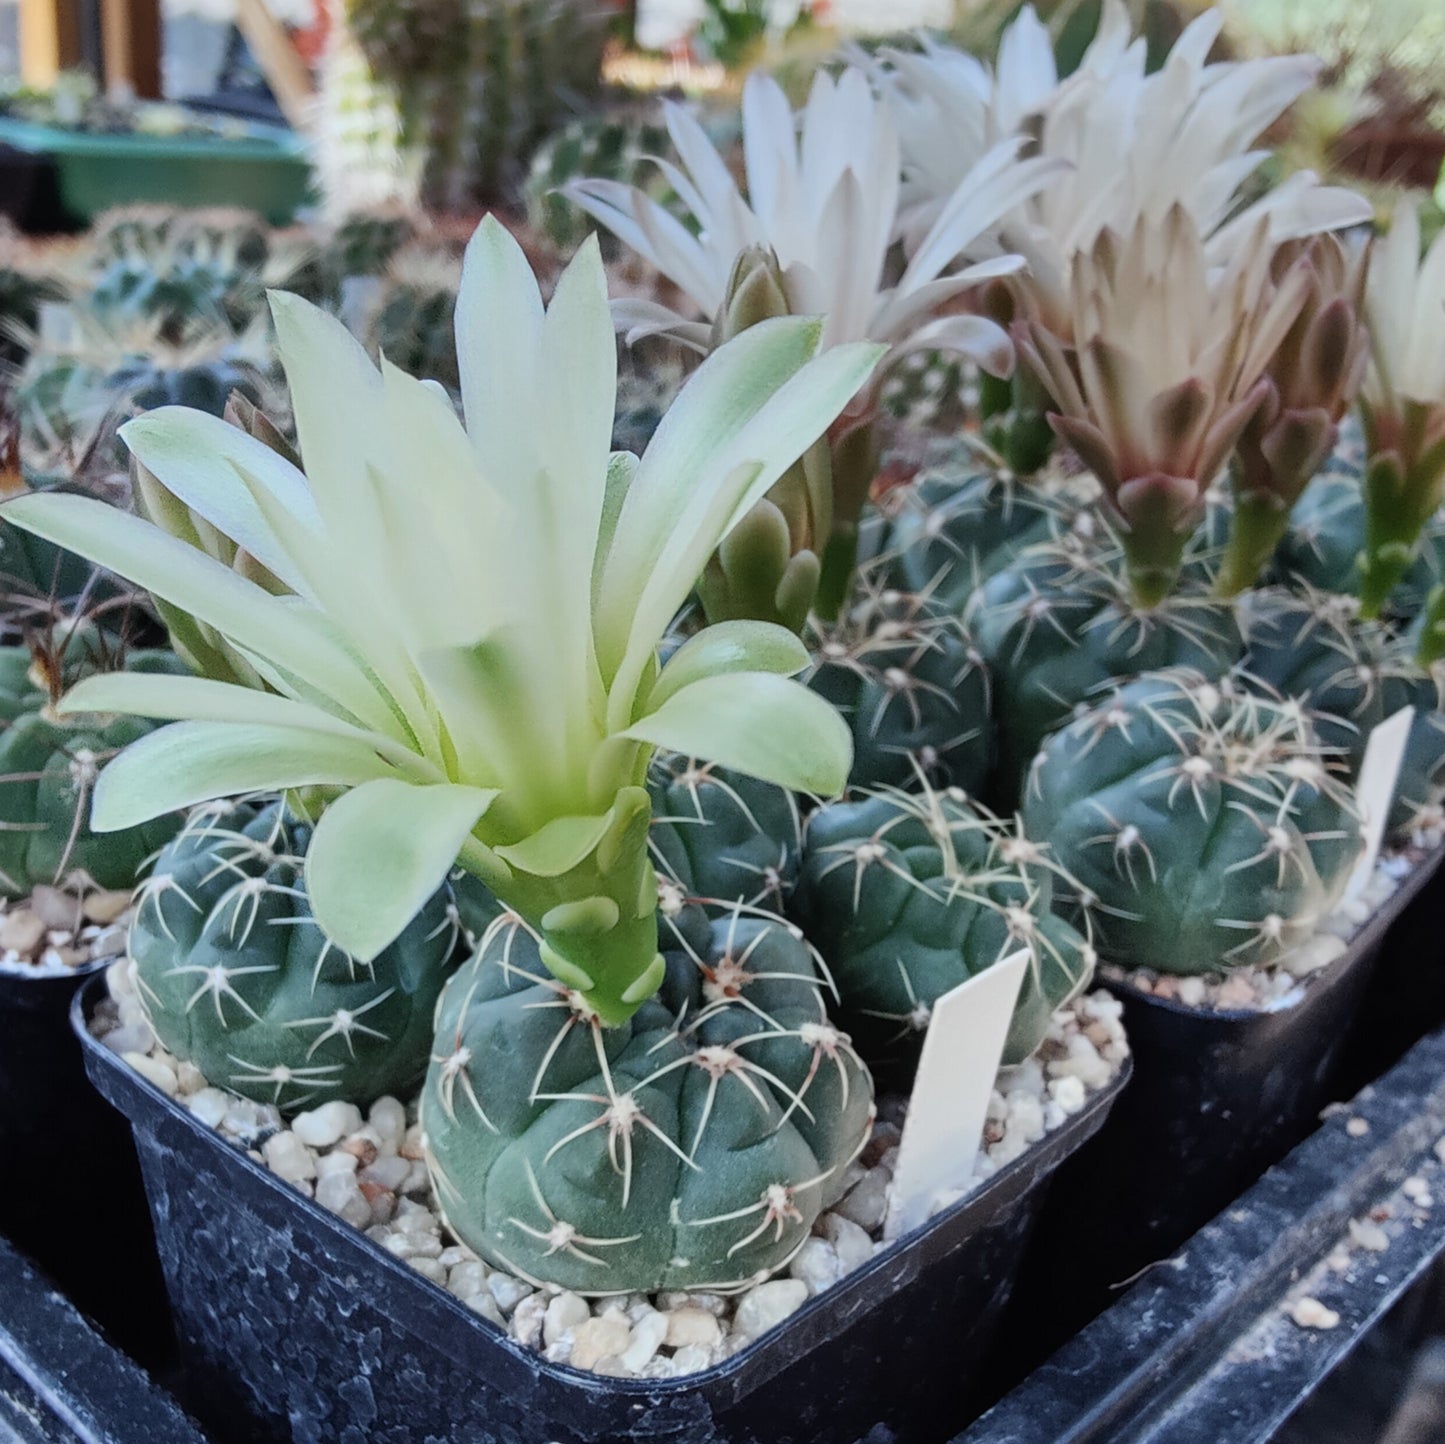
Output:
234,0,316,130
100,0,163,98
18,0,83,85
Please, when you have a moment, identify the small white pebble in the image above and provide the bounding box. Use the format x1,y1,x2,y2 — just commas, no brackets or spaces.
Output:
511,1292,547,1348
734,1279,808,1341
447,1262,488,1300
261,1131,317,1184
1349,1218,1390,1253
570,1315,634,1371
1346,1118,1370,1138
543,1292,590,1347
619,1309,668,1372
663,1307,722,1350
487,1272,535,1315
789,1237,839,1294
292,1101,364,1150
1289,1297,1340,1330
369,1096,407,1150
124,1051,177,1096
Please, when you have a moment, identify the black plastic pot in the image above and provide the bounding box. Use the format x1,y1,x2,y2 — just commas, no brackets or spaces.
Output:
991,849,1445,1386
0,958,171,1366
75,973,1129,1444
0,1234,203,1444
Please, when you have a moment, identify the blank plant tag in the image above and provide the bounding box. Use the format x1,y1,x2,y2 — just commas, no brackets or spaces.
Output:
884,950,1029,1241
1345,705,1414,904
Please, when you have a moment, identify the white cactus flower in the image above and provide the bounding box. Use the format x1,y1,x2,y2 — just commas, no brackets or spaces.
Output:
564,65,1065,402
873,3,1371,336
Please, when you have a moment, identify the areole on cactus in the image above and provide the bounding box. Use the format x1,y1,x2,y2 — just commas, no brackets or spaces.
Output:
0,218,884,1028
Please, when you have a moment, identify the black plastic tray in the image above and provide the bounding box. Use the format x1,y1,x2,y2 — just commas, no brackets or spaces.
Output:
962,1009,1445,1443
0,958,171,1365
75,973,1129,1444
991,843,1445,1382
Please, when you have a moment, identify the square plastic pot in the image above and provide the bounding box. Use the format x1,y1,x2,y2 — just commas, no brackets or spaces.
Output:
0,958,171,1365
74,974,1129,1444
0,118,312,225
989,844,1445,1387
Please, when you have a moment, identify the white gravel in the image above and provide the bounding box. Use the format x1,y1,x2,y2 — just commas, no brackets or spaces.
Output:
93,961,1128,1379
0,886,133,978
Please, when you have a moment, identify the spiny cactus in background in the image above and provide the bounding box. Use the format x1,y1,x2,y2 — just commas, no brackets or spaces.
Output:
1023,670,1365,976
877,347,968,432
130,799,463,1112
13,312,271,488
611,342,686,458
791,785,1094,1072
525,109,674,258
0,223,66,369
1273,468,1445,621
362,244,462,392
0,621,184,900
876,454,1064,613
969,537,1245,805
422,907,873,1294
319,0,611,216
647,752,801,916
1242,587,1424,772
806,583,993,794
80,207,294,339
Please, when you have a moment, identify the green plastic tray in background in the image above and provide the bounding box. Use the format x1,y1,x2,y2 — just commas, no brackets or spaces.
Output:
0,116,312,224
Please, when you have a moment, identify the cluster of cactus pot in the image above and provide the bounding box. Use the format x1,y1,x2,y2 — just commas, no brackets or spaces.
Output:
7,0,1445,1331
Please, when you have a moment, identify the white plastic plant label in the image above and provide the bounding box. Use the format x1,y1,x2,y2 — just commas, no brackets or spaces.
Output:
883,949,1030,1241
1344,705,1414,904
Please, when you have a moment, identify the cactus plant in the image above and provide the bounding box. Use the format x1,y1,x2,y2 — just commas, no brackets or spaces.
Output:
807,584,994,794
318,0,611,215
1023,669,1365,975
791,784,1095,1070
969,537,1245,803
130,798,462,1111
421,906,874,1293
525,109,674,258
876,457,1063,612
1242,587,1421,770
5,220,881,1030
647,752,801,915
0,622,183,900
363,244,463,393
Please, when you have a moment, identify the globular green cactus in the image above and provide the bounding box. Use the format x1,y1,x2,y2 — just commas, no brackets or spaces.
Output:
0,626,184,900
0,223,65,369
877,459,1064,613
1023,670,1366,976
1242,587,1420,770
525,109,674,258
130,799,462,1112
970,539,1245,805
791,784,1095,1070
1389,706,1445,834
1273,429,1445,622
422,907,874,1294
806,584,993,793
647,752,801,916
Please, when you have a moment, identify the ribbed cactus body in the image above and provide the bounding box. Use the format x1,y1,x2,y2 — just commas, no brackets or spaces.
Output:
130,801,461,1112
1023,671,1365,976
526,110,674,257
0,643,183,899
1242,589,1420,770
970,543,1244,804
879,465,1062,613
422,909,874,1294
791,787,1094,1069
807,588,992,793
647,754,801,916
